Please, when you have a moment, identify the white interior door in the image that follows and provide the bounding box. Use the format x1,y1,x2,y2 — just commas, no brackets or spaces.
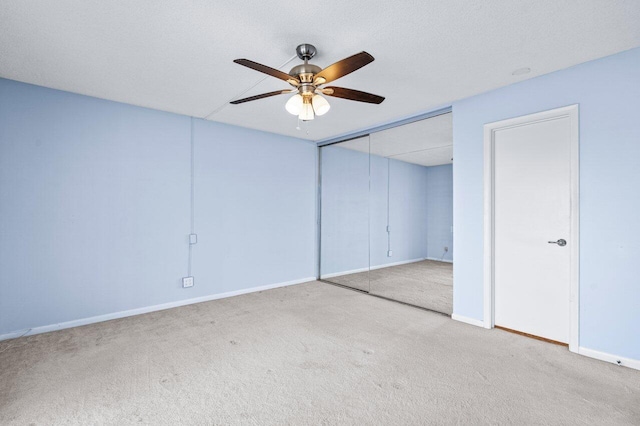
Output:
492,112,575,344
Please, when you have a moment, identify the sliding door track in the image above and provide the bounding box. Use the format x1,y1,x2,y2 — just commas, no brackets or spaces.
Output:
319,279,451,317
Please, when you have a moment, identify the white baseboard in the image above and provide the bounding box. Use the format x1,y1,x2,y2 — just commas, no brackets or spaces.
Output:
0,276,316,342
578,347,640,371
450,320,640,371
320,266,369,279
426,257,453,264
321,258,427,279
0,329,32,341
451,314,484,328
370,257,427,270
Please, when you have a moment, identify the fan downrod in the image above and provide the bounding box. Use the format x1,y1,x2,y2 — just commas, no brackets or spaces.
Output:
296,44,317,61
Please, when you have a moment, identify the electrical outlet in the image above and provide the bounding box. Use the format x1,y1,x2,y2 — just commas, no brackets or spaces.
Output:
387,250,393,257
182,276,194,288
444,247,449,252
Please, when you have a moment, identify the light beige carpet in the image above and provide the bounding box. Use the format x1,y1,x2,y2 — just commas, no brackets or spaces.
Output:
1,282,638,425
325,260,453,314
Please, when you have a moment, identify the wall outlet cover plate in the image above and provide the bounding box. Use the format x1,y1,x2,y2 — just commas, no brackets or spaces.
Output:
182,276,194,288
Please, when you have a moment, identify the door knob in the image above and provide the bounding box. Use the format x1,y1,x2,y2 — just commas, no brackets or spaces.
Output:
548,239,567,246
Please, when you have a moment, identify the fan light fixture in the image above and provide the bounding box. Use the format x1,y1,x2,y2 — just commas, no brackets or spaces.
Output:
230,44,385,122
285,94,303,115
312,94,330,116
284,94,330,121
299,97,315,121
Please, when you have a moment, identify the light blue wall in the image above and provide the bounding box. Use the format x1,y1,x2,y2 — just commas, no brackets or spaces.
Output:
193,120,317,292
452,47,640,360
321,145,452,275
426,164,453,262
369,154,390,268
373,161,452,266
387,159,429,263
320,145,370,275
0,78,317,336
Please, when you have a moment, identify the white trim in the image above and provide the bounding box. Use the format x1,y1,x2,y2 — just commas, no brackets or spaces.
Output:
320,257,428,279
578,347,640,371
0,277,316,342
320,266,370,279
0,330,32,341
425,257,453,264
370,257,427,270
483,105,580,348
569,106,580,352
452,314,484,328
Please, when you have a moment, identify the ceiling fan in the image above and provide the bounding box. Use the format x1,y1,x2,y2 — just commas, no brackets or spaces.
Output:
230,44,385,121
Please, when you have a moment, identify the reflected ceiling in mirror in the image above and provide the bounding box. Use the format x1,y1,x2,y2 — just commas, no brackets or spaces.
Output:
339,113,452,167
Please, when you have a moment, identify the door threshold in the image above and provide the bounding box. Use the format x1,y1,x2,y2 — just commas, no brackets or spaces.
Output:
495,325,568,347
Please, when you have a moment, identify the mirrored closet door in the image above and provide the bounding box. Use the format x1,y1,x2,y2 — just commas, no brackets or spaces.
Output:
319,113,453,315
320,136,370,292
367,114,453,314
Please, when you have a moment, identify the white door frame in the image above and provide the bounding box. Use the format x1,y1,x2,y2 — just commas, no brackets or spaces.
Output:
483,105,579,352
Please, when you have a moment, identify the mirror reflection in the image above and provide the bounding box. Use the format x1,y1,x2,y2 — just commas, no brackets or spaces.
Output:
367,113,453,314
320,136,370,291
320,113,453,314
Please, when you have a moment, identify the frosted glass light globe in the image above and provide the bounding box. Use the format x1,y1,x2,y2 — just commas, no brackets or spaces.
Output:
299,101,314,121
312,95,330,116
285,94,303,115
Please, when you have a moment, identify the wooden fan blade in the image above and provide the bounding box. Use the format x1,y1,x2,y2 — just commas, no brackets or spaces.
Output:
322,87,385,104
230,90,294,105
313,52,374,85
234,59,299,85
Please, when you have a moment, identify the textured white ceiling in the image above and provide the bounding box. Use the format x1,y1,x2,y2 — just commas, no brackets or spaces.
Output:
390,147,453,167
338,136,371,155
1,1,639,142
338,113,452,167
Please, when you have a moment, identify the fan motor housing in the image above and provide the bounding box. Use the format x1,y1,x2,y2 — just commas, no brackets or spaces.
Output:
289,63,322,83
